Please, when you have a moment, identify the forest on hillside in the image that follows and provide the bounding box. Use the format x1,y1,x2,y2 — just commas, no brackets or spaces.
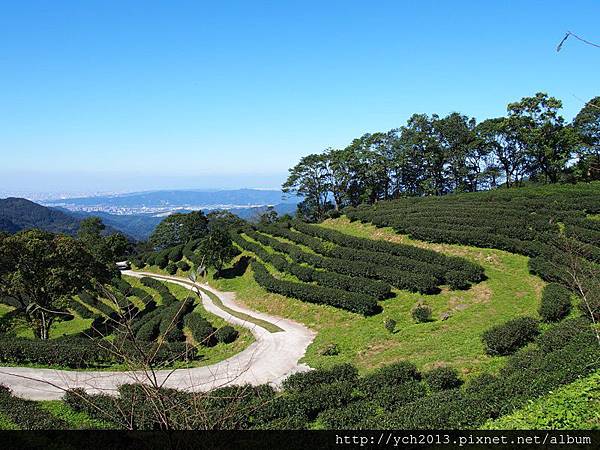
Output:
283,93,600,221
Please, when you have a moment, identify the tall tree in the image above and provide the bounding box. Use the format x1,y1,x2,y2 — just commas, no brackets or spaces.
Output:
477,117,529,188
150,211,209,249
573,96,600,180
0,230,111,339
507,92,575,183
323,147,357,209
434,113,479,193
196,228,237,275
283,153,331,221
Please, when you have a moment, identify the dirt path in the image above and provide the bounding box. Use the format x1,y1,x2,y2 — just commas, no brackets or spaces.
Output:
0,271,315,400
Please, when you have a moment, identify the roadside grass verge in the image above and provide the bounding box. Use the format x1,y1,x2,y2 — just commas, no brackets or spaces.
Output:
39,401,113,429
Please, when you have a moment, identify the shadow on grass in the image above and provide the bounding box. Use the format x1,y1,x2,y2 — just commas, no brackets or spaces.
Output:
218,256,251,279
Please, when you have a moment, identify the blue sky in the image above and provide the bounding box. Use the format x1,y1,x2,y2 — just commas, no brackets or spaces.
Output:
1,0,599,195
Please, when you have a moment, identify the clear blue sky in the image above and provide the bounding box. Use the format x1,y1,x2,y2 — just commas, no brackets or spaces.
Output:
1,0,598,196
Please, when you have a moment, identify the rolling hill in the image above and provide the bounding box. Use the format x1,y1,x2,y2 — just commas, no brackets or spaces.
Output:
0,198,122,237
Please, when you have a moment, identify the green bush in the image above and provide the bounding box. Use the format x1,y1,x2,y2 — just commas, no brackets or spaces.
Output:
536,317,592,353
282,364,359,392
359,361,421,396
0,385,69,429
482,317,540,356
215,325,238,344
159,298,195,342
168,245,184,263
539,283,572,322
411,303,432,323
251,261,380,316
445,270,471,290
319,343,340,356
184,313,216,347
424,367,463,391
371,380,427,412
384,318,396,333
177,260,191,271
165,262,177,275
135,314,162,341
0,337,113,368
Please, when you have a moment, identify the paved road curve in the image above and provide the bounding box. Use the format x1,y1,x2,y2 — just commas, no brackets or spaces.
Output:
0,271,316,400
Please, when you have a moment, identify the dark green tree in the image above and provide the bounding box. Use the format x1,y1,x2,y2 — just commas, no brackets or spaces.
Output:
196,228,238,274
257,206,278,225
206,210,246,232
573,96,600,180
283,153,331,222
0,229,112,339
150,211,209,249
507,92,575,183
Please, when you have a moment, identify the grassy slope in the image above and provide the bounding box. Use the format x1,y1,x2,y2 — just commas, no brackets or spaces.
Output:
484,371,600,430
211,217,545,377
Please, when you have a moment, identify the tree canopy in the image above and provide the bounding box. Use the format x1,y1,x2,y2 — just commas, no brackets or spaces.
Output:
0,229,112,339
283,93,599,221
149,211,209,249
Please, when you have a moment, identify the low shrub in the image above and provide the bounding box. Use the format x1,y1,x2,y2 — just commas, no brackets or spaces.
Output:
411,303,432,323
215,325,238,344
177,260,191,271
184,313,216,347
445,270,471,290
319,343,340,356
0,337,113,368
165,263,177,275
536,316,592,353
384,318,396,333
424,367,463,391
359,361,421,396
371,380,427,412
251,261,380,316
159,298,195,342
282,364,359,392
135,315,162,342
482,317,540,356
539,283,572,322
0,385,69,429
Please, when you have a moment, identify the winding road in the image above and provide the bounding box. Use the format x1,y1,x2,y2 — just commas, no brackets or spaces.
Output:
0,271,316,400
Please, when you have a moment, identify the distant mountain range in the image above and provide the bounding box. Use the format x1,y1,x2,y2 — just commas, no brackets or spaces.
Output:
0,197,96,236
2,189,300,240
43,188,299,212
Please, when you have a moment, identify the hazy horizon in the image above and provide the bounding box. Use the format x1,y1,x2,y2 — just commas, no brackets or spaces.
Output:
0,170,289,200
2,1,599,200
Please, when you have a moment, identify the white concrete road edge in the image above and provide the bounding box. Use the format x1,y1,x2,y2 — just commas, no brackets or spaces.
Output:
0,271,316,400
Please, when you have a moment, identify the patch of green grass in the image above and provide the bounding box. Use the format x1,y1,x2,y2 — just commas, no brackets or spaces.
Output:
39,401,113,429
0,304,13,319
49,316,93,339
211,217,544,378
0,412,19,430
483,371,600,430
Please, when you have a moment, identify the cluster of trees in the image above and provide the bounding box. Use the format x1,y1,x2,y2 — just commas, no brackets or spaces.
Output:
137,210,245,275
284,94,600,221
0,229,113,340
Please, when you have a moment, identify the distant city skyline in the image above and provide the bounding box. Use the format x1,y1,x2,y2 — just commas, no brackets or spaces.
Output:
1,1,599,196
